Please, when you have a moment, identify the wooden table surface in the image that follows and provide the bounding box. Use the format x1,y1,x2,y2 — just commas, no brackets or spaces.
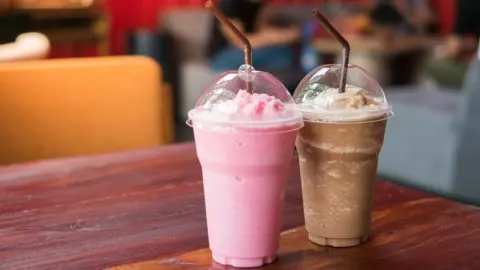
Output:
0,143,478,270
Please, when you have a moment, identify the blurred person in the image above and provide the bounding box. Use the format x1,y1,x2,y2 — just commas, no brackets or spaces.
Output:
369,0,437,34
442,0,480,60
405,0,437,34
207,0,300,72
395,0,437,34
367,0,438,85
424,0,480,89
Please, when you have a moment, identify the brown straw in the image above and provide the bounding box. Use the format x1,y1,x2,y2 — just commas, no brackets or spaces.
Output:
312,9,350,93
205,0,253,93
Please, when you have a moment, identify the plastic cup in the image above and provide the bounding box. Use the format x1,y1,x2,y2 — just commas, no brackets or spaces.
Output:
187,66,303,267
293,64,393,247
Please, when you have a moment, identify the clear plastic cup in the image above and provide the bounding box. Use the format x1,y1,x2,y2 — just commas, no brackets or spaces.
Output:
293,64,393,247
187,66,303,267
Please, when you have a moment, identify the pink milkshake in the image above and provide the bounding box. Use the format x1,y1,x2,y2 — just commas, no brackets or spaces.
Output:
188,71,303,268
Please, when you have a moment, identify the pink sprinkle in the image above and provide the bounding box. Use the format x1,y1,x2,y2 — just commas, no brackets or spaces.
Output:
229,90,289,120
272,100,284,112
253,100,266,115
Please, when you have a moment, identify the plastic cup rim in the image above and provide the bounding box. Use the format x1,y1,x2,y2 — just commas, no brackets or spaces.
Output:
186,116,304,134
300,110,394,124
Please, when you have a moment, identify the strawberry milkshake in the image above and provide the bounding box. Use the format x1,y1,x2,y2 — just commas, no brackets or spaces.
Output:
188,71,303,268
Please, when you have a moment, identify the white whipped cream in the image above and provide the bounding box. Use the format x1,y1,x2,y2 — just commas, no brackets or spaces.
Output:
189,90,302,126
298,85,391,122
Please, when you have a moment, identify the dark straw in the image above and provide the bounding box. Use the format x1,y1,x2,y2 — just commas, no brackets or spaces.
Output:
205,1,253,93
312,9,350,93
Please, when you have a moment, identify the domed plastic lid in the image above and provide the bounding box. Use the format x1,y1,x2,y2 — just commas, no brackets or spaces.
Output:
187,66,303,132
293,64,393,123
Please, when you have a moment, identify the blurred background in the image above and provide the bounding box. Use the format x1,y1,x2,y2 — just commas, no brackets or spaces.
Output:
2,0,480,205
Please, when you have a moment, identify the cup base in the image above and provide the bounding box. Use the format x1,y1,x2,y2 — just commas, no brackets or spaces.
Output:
212,253,276,268
308,234,368,248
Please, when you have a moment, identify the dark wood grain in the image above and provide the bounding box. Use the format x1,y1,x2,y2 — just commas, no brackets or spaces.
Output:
113,197,480,270
0,143,446,270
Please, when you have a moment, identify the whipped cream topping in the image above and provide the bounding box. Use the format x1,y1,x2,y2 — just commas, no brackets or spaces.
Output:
189,90,301,125
298,85,391,122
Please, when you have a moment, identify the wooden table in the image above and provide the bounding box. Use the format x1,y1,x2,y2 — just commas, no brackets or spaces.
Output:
0,143,479,269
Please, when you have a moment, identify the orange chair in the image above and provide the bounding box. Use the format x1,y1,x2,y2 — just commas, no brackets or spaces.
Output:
0,56,174,165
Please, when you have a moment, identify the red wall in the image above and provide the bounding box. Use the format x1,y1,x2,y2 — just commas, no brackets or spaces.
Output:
102,0,454,55
431,0,455,35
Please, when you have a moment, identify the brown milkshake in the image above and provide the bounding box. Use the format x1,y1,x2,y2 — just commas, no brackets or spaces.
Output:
293,65,393,247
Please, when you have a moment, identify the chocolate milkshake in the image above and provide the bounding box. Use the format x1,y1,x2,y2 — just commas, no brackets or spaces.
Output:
294,65,393,247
